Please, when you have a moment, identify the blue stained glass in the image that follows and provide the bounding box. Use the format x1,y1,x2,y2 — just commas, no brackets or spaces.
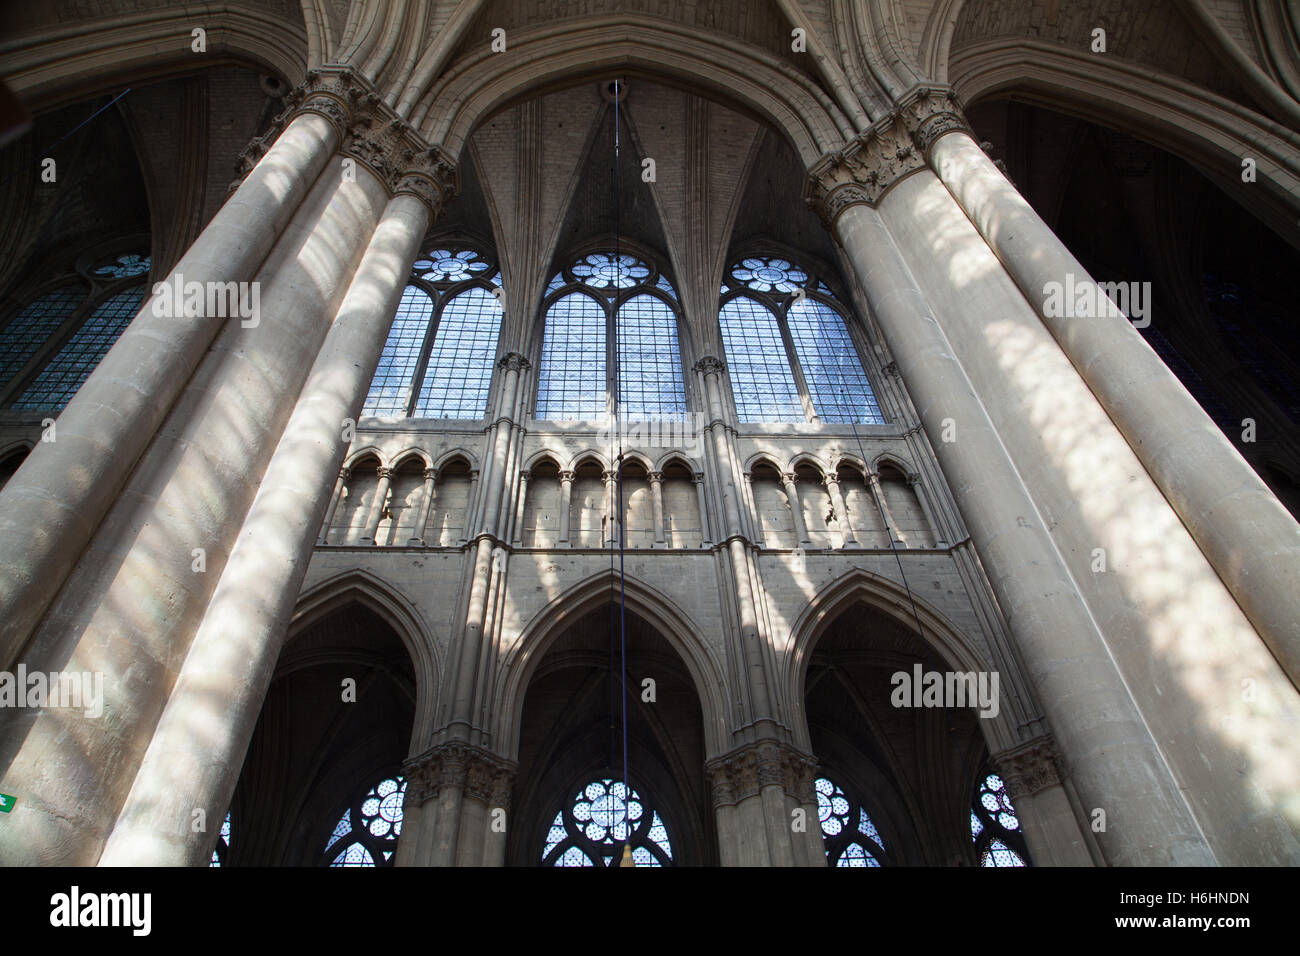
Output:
719,296,803,423
537,292,606,420
364,285,435,416
616,294,686,419
0,287,84,387
12,287,145,411
786,298,884,424
414,286,502,419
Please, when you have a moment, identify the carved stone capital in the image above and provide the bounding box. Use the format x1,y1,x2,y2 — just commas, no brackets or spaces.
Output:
376,466,394,480
558,470,575,483
648,471,664,483
804,85,970,227
402,741,517,806
497,352,530,373
705,740,818,808
781,472,798,486
423,467,438,482
693,355,726,376
230,66,459,218
991,736,1063,799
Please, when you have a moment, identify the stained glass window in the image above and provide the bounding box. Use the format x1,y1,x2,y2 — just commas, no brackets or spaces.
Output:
11,287,145,411
0,287,84,387
541,778,673,867
971,772,1029,867
814,775,889,866
617,295,687,419
209,811,232,867
537,292,606,420
324,775,406,867
362,247,503,419
787,299,884,424
535,254,686,422
91,253,151,280
720,254,885,425
719,297,804,423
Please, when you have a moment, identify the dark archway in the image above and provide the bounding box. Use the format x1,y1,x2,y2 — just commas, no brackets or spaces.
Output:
224,602,416,866
508,602,713,866
804,602,995,866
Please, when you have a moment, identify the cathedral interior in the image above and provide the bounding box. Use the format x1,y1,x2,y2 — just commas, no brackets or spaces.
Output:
0,0,1298,869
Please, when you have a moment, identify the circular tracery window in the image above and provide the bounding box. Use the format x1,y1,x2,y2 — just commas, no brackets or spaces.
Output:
571,252,651,289
815,776,888,866
413,248,491,282
325,775,407,866
971,773,1029,867
541,778,673,867
91,253,151,280
730,256,807,294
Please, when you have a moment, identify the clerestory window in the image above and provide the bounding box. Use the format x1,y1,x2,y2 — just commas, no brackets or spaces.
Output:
535,252,687,422
720,256,884,425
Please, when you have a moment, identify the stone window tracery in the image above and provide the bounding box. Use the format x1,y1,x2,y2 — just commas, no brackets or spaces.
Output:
720,255,885,425
209,811,232,867
541,778,673,867
1,251,151,412
363,246,503,419
324,774,407,867
815,775,890,866
971,772,1029,867
535,253,687,422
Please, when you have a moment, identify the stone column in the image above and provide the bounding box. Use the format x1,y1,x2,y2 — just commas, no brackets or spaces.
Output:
409,467,438,545
803,177,1212,863
459,469,479,544
557,470,574,544
0,148,396,867
907,471,946,548
648,471,666,546
399,742,515,866
694,471,710,546
929,123,1300,682
0,78,350,671
510,471,529,546
603,469,619,547
992,737,1095,867
318,466,350,545
781,472,811,546
96,182,442,866
706,741,820,866
866,471,904,547
361,467,394,545
822,472,856,548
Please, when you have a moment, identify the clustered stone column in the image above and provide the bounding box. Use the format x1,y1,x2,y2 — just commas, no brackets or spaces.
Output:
399,742,516,867
802,84,1300,865
991,737,1093,866
0,65,458,867
706,740,824,867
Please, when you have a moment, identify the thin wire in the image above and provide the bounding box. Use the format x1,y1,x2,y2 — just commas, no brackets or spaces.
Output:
0,88,132,192
612,80,631,852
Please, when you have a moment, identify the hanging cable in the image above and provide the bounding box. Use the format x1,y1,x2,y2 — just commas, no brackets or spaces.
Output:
604,79,633,865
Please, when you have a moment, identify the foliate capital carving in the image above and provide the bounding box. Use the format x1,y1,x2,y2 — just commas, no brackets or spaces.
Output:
803,84,970,227
648,471,664,483
992,736,1063,799
402,741,517,806
377,466,394,480
230,66,460,218
705,740,818,808
558,470,575,483
497,352,530,373
781,472,798,486
423,467,438,482
693,355,726,376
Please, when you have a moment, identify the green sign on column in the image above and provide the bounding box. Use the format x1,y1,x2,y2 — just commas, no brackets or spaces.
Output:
0,793,15,813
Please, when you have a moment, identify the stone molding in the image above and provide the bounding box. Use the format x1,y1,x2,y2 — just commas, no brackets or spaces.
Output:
991,735,1063,799
705,740,818,809
403,741,517,807
804,86,971,227
231,67,458,218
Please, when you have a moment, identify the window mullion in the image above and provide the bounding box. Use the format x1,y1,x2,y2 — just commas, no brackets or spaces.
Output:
405,287,442,417
777,301,819,423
